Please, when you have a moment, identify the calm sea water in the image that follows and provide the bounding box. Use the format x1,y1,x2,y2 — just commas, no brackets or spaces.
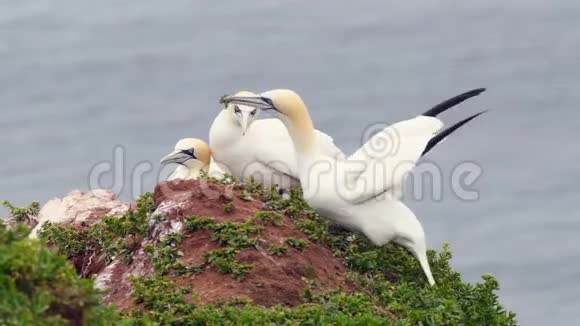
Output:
1,1,579,324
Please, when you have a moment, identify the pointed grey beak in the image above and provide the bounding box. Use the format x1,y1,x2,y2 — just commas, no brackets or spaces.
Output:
240,112,250,136
221,96,276,111
160,150,195,165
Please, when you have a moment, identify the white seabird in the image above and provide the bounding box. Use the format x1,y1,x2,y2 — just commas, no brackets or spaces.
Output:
222,88,486,285
209,90,345,189
160,138,227,180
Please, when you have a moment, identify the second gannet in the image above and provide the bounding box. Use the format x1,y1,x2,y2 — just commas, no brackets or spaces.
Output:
222,88,487,286
160,138,218,180
209,90,344,189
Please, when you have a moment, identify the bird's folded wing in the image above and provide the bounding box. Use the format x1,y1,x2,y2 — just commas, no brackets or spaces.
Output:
315,130,346,160
251,119,300,178
344,115,443,202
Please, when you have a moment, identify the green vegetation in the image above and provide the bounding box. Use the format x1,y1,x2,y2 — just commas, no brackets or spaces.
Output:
286,237,308,251
203,247,254,280
251,211,283,225
126,275,395,325
39,193,155,263
184,215,215,232
267,244,289,256
2,200,40,223
144,232,187,275
184,215,264,280
130,275,193,316
210,220,263,248
0,223,127,325
1,179,517,325
222,202,234,213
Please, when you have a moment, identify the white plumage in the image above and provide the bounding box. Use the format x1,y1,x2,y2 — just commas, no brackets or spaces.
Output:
209,91,344,189
222,88,486,285
160,138,227,180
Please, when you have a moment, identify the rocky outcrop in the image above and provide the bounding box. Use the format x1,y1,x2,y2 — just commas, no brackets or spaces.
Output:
29,189,130,238
5,178,516,325
38,180,351,310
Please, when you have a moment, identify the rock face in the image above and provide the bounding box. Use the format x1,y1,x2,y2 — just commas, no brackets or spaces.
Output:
30,189,131,238
41,180,351,310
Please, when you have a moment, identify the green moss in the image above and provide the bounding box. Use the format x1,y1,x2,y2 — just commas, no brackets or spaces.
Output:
267,244,289,256
286,237,308,251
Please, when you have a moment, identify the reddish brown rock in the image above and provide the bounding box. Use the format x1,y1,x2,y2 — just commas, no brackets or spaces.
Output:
55,180,352,309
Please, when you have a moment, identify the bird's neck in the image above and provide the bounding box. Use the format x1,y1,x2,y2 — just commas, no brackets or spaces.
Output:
184,160,209,179
210,110,239,147
281,104,317,156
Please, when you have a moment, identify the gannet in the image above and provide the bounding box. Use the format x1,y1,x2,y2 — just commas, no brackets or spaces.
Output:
209,91,344,189
222,88,486,285
161,138,227,180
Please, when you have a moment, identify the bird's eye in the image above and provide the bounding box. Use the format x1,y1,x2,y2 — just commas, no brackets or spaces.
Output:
234,105,241,114
263,97,274,106
183,149,194,156
250,109,257,116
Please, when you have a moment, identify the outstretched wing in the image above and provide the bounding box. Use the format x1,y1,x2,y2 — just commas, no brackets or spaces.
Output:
345,116,443,202
343,88,486,202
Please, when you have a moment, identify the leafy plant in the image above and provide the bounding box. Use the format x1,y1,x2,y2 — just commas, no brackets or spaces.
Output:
203,247,254,280
184,216,215,232
286,237,308,251
2,200,40,223
267,244,289,256
252,211,283,225
0,223,128,325
144,232,187,275
39,193,156,263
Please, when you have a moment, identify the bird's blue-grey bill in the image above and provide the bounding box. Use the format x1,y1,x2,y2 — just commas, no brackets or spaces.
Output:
222,96,274,110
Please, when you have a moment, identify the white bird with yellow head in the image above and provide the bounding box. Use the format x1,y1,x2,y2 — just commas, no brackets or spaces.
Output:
209,90,344,189
222,88,487,285
160,138,219,180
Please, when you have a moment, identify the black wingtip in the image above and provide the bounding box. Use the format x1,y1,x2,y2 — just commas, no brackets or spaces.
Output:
422,88,486,117
421,110,488,157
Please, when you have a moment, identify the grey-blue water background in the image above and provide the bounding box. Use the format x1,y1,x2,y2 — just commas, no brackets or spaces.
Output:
1,1,578,324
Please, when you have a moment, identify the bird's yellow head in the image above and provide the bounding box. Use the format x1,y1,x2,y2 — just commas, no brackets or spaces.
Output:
160,138,211,168
221,89,316,150
221,89,306,118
